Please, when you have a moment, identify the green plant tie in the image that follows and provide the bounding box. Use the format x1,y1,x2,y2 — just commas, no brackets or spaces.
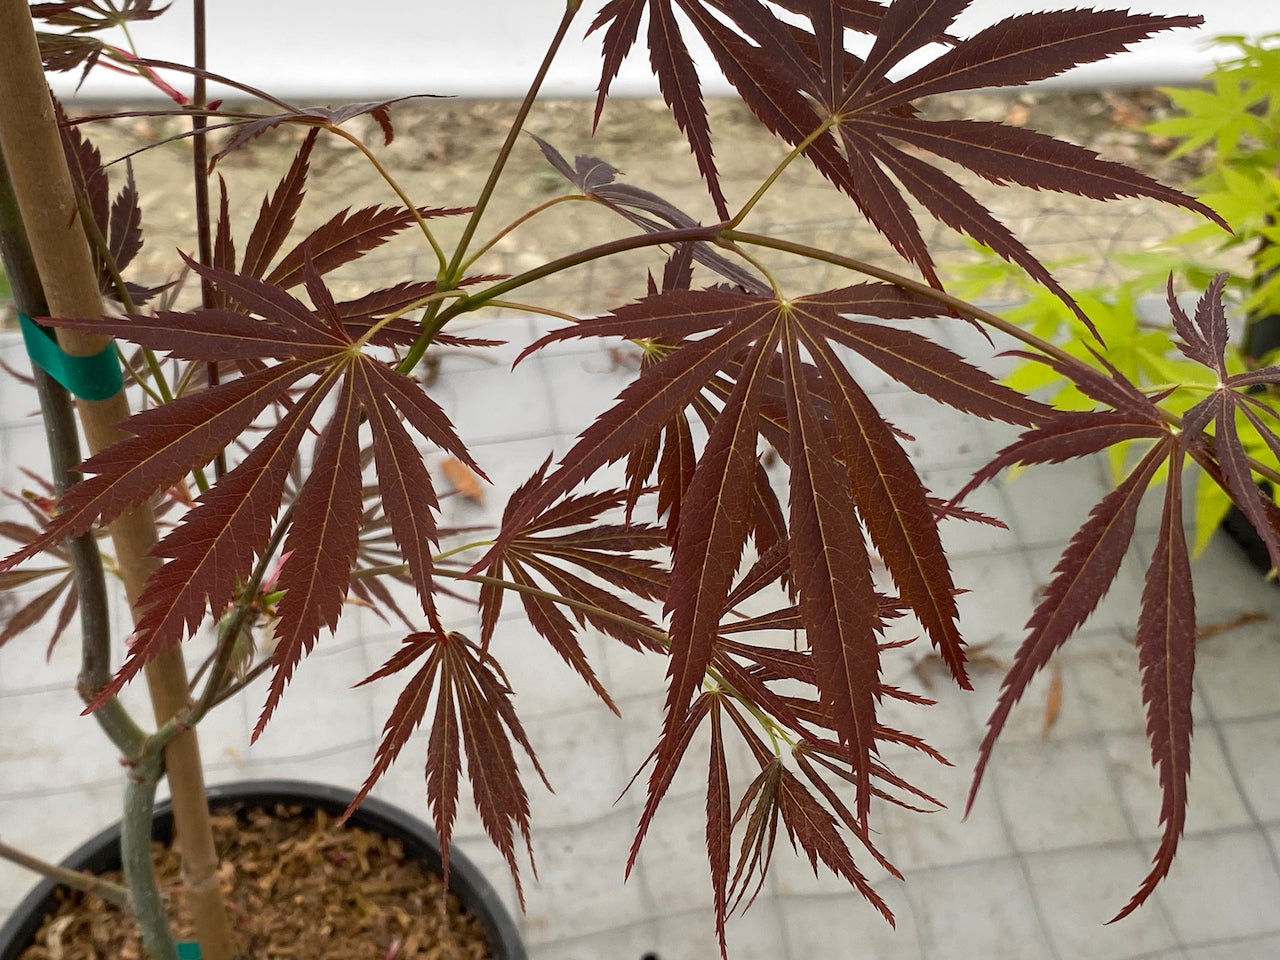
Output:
176,943,202,959
18,311,122,401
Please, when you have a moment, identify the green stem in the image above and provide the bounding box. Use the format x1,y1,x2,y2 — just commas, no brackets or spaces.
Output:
399,223,723,374
325,126,447,272
0,148,149,761
460,193,592,273
396,3,585,377
121,771,177,960
0,839,133,910
482,299,588,325
442,2,583,286
353,288,469,350
728,116,837,229
430,538,495,564
435,224,724,332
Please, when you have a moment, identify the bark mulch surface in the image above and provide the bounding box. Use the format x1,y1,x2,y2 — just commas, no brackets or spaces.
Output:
17,803,493,960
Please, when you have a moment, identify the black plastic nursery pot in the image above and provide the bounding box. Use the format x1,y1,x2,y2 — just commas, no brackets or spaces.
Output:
1223,310,1280,577
0,779,526,960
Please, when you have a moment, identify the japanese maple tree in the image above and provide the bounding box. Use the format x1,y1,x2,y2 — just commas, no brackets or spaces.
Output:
0,1,1271,958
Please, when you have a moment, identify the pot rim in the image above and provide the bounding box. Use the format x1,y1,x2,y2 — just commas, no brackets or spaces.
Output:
0,778,526,960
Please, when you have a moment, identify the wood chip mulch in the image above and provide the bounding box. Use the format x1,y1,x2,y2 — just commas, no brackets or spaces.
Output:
16,803,496,960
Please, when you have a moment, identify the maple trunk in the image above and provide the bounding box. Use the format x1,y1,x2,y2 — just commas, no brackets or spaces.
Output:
0,5,235,960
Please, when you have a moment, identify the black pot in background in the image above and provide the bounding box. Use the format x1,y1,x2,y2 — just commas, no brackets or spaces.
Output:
0,780,526,960
1223,311,1280,576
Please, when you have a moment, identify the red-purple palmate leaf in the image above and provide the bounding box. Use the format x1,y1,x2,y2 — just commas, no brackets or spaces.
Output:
614,316,702,534
955,410,1169,504
0,572,75,651
31,1,168,33
780,328,880,823
792,744,903,871
966,438,1168,812
209,96,434,165
726,757,783,913
11,260,473,724
265,203,470,291
335,277,506,347
345,631,548,899
1113,449,1195,922
627,692,716,876
354,364,443,631
875,8,1193,104
496,557,620,712
233,127,466,290
590,0,891,219
592,0,647,130
776,764,893,923
108,160,143,278
0,360,323,577
496,283,981,819
595,0,1221,325
36,30,104,76
799,327,967,690
476,462,666,704
660,324,781,797
707,699,733,959
687,384,788,560
213,176,236,275
241,129,318,281
807,301,1045,427
1166,275,1280,572
721,706,903,916
590,0,730,219
257,378,363,737
1170,274,1229,374
499,291,769,533
55,99,158,304
133,377,334,661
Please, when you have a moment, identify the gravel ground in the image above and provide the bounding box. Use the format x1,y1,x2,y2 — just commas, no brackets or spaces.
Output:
55,87,1225,324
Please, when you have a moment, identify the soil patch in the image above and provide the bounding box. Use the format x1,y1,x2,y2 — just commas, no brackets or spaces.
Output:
16,803,493,960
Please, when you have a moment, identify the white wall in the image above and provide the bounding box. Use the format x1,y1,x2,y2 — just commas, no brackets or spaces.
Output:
46,0,1280,103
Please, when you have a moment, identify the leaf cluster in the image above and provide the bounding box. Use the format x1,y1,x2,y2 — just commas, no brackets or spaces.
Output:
5,2,1279,954
953,34,1280,549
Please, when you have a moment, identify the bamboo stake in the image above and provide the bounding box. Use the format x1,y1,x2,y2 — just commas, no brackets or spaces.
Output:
0,4,234,959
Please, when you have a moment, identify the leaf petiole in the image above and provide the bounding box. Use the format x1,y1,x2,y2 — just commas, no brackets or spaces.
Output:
324,125,448,274
460,193,594,274
728,115,839,230
442,2,584,286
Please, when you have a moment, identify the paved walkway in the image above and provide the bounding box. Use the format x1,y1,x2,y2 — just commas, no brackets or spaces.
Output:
2,311,1279,959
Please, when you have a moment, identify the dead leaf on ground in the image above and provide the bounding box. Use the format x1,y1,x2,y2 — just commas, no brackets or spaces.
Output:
1196,610,1266,642
1041,660,1063,739
440,456,484,504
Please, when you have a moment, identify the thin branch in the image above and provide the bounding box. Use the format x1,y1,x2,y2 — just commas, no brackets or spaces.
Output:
0,839,132,910
443,1,584,283
190,505,294,724
121,775,177,960
0,149,148,760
